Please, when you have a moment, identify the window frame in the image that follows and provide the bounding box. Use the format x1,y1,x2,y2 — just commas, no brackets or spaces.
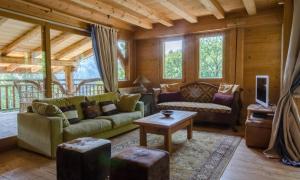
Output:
117,39,131,82
197,32,225,82
160,37,184,82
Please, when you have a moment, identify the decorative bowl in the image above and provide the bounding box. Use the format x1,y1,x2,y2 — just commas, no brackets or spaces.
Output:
161,110,174,118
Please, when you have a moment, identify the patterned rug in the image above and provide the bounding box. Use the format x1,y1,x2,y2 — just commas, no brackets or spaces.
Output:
110,129,241,180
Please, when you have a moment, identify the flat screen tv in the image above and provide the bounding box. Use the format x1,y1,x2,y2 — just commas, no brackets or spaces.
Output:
256,75,269,107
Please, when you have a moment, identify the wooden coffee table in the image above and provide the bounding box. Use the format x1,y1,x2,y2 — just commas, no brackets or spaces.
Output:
134,110,197,153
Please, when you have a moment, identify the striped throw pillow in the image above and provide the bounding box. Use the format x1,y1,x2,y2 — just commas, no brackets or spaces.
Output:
60,105,80,124
99,101,118,116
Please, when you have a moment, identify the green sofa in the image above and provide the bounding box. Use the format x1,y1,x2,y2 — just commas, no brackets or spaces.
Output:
17,92,144,158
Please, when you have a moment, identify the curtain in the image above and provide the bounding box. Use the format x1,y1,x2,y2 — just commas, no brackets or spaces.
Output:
91,24,118,92
264,0,300,166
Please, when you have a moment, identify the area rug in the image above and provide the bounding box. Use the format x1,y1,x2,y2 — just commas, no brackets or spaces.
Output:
110,129,241,180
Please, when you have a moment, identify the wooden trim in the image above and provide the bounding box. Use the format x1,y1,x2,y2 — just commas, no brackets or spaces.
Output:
0,17,7,26
0,56,77,66
242,0,256,15
41,24,52,98
158,0,197,23
198,0,225,19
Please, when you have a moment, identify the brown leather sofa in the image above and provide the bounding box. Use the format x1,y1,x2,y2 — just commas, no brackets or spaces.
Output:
153,82,242,130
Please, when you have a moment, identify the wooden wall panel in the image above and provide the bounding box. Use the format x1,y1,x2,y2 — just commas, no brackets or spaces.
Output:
134,24,282,119
243,24,281,108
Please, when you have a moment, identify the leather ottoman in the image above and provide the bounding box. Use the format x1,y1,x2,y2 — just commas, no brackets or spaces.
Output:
110,146,169,180
56,137,111,180
245,119,272,149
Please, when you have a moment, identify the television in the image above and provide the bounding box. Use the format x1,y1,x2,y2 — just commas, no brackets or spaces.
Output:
256,75,269,107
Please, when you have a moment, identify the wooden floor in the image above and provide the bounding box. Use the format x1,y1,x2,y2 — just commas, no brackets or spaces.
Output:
0,126,299,180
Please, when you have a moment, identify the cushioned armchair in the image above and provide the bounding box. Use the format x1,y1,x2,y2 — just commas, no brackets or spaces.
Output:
17,93,144,159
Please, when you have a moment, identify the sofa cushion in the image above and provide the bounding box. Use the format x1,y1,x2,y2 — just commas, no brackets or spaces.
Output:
32,102,70,127
87,92,119,104
212,93,234,107
158,92,184,103
63,119,112,141
60,105,80,124
34,98,69,108
117,94,141,112
81,100,102,119
100,101,119,115
65,96,86,120
97,111,142,128
157,102,231,114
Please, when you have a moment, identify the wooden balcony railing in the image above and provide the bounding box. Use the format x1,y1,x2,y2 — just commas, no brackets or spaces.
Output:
0,79,104,112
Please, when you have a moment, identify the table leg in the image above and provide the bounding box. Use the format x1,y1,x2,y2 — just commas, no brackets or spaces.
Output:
140,127,147,146
164,132,172,153
187,119,193,140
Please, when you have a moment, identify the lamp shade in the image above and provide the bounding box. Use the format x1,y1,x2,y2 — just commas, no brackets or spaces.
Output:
133,75,151,85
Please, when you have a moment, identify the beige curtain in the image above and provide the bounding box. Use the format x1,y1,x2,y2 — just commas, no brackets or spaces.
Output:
264,0,300,165
91,24,118,92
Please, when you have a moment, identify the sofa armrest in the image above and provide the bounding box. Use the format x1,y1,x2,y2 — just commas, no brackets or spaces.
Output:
17,113,63,158
135,101,145,117
152,88,161,105
230,90,243,125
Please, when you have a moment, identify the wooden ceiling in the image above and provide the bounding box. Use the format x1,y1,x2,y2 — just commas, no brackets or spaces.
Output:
0,0,280,73
21,0,279,30
0,18,92,73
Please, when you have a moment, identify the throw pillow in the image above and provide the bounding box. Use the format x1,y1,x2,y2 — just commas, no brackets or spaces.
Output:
218,83,240,94
158,92,184,103
60,105,80,124
161,83,182,93
32,102,70,127
81,101,102,119
99,101,119,115
212,93,234,107
117,94,141,112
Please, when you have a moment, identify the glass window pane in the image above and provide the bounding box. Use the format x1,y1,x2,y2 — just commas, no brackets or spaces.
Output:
199,35,224,79
117,40,128,81
163,40,183,79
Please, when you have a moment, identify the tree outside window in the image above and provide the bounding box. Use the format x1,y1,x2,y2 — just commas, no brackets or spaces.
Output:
163,40,183,79
117,40,127,81
199,35,224,79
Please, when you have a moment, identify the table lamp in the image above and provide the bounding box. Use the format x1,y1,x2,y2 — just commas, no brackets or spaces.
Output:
133,75,151,93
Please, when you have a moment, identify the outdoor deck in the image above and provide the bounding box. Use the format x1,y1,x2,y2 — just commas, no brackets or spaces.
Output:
0,111,17,139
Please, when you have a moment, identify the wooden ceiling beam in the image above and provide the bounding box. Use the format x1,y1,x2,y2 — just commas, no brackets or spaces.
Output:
110,0,173,27
33,32,73,58
54,37,91,59
242,0,256,15
1,26,40,56
6,64,19,72
0,56,77,66
71,0,152,29
198,0,225,19
158,0,197,23
71,48,93,61
0,17,8,27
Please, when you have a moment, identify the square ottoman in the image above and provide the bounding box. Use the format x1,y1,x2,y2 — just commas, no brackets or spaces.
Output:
111,146,169,180
57,137,111,180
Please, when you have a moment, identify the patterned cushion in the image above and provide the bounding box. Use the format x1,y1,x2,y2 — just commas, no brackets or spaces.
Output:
157,102,231,114
60,105,80,124
81,101,102,119
180,82,218,103
100,101,119,115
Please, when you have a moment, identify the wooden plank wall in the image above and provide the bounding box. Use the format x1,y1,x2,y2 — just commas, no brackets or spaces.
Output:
134,9,282,118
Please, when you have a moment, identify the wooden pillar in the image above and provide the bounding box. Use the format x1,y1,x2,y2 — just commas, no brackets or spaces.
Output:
64,66,74,94
41,24,52,98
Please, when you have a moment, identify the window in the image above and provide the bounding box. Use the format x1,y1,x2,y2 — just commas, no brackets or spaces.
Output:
199,34,224,79
117,40,128,81
163,39,183,79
